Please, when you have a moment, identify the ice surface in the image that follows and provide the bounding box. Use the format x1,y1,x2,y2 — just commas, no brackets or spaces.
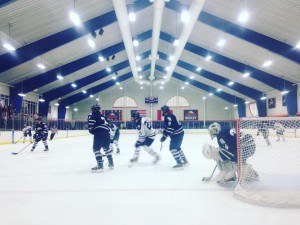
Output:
0,133,299,225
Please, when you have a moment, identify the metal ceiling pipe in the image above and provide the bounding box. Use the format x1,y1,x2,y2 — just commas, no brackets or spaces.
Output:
153,0,206,86
112,0,150,84
149,0,166,81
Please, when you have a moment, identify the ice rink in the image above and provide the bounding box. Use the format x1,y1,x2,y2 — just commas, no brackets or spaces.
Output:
0,133,299,225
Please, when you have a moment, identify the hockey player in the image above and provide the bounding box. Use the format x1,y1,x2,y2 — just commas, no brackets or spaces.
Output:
273,122,285,142
107,119,120,154
23,123,33,143
88,104,114,172
202,122,258,184
49,126,58,141
160,105,188,168
130,111,160,164
257,121,271,146
31,117,49,152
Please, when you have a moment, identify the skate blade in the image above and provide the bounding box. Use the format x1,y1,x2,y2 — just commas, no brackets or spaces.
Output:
91,169,104,173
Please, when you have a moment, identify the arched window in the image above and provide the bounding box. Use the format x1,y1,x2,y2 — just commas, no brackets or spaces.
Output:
166,96,190,107
113,96,137,108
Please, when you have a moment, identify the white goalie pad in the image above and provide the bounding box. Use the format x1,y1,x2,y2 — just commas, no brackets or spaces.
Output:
216,160,237,182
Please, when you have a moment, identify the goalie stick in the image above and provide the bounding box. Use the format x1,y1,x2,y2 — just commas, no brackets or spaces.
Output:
202,164,217,182
12,143,32,155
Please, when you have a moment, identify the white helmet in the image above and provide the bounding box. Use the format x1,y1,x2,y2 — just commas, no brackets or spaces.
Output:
208,122,221,140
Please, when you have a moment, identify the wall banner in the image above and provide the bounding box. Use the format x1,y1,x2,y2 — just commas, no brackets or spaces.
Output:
183,110,198,120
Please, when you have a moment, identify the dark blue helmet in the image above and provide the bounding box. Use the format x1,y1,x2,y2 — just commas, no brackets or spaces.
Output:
131,111,140,120
91,104,101,113
161,105,170,115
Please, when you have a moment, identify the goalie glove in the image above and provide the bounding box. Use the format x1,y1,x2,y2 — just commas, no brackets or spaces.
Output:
230,128,236,136
202,144,221,161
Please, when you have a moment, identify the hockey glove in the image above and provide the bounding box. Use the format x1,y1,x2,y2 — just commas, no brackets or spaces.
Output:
135,141,142,148
89,128,95,135
160,136,167,142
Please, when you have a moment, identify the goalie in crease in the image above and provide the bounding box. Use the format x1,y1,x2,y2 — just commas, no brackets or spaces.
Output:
202,122,259,184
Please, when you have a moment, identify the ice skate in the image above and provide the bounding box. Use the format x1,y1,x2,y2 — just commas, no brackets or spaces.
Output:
182,157,189,166
31,147,35,152
217,175,237,185
153,155,160,164
108,159,114,169
173,163,183,169
91,163,103,173
116,148,120,154
44,147,49,152
129,157,138,163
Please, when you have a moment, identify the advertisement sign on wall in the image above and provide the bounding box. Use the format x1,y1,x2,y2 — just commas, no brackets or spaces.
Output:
183,110,198,120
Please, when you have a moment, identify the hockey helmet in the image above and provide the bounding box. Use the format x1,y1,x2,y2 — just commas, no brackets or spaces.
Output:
91,104,101,113
161,105,170,116
131,111,140,121
208,122,221,140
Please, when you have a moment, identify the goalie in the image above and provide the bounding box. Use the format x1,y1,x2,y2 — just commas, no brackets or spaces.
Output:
202,122,258,184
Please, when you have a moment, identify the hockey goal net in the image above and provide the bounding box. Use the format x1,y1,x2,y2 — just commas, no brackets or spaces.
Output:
234,117,300,207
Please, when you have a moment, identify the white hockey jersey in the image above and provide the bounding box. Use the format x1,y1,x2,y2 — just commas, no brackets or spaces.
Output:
136,117,156,143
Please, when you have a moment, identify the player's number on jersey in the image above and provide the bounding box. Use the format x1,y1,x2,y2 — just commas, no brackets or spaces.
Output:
144,121,151,130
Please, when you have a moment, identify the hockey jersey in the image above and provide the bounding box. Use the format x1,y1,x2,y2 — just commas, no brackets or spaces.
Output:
134,117,156,143
162,112,183,137
23,125,32,134
216,128,237,162
88,112,109,134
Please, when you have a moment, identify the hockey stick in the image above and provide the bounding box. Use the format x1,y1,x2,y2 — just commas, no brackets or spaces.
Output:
202,165,217,182
11,143,32,155
160,142,164,152
14,136,24,144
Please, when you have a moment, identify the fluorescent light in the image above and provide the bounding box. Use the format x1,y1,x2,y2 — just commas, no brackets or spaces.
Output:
88,39,95,48
137,67,142,72
140,86,144,90
106,67,112,72
181,86,185,90
196,67,202,71
225,107,229,110
228,81,234,86
69,12,81,26
245,101,249,104
189,75,194,79
89,94,94,98
74,108,78,111
65,106,70,109
205,55,212,61
185,82,189,85
281,90,289,95
39,98,45,102
238,11,249,23
98,56,105,62
112,75,117,80
136,55,141,61
116,82,120,86
209,93,213,96
262,60,273,67
234,104,238,107
3,43,16,51
168,55,174,61
82,90,87,94
202,96,207,100
173,39,179,46
163,75,167,79
217,88,222,92
133,39,139,47
128,13,136,22
139,75,143,79
71,83,77,88
96,98,99,101
181,11,189,23
243,72,250,77
260,96,267,100
119,87,123,90
57,75,64,80
217,39,226,47
18,93,26,97
296,41,300,49
37,63,46,69
159,86,164,90
165,67,170,71
55,103,59,106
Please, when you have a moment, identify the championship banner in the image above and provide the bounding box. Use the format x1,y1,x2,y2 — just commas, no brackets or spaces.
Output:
145,96,158,104
131,109,147,118
183,110,198,120
103,110,122,121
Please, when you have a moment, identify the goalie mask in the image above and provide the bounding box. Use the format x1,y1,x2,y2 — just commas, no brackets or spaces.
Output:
208,122,221,140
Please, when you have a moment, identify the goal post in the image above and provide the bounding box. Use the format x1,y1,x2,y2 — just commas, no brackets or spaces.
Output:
234,117,300,207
